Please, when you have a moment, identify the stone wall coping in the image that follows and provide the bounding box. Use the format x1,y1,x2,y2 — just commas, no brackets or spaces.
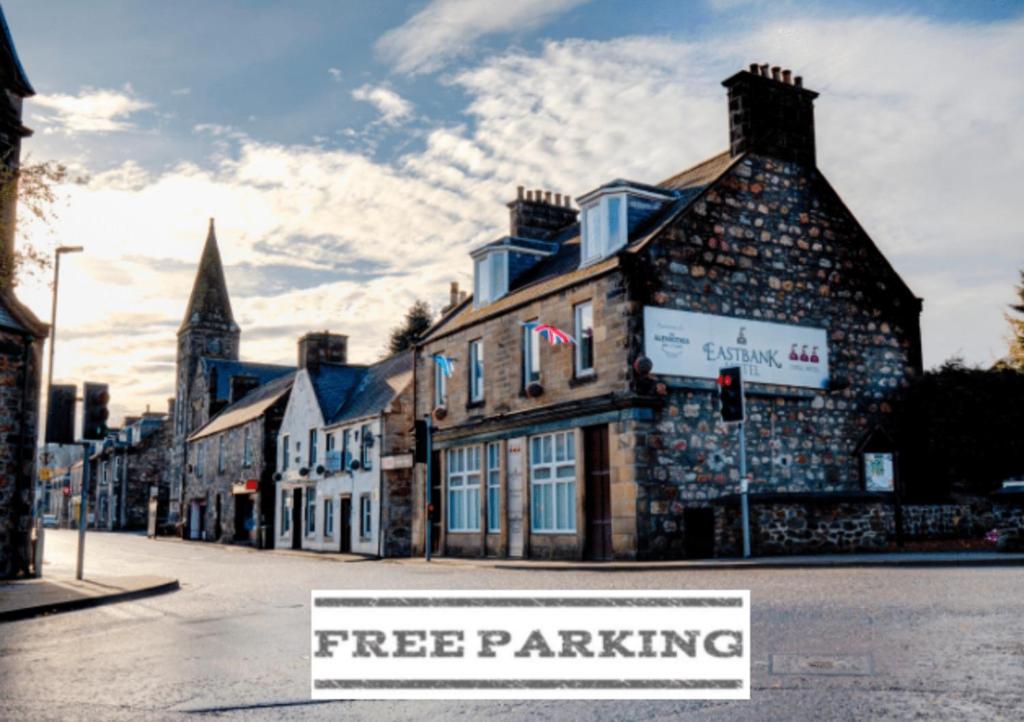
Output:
711,491,894,506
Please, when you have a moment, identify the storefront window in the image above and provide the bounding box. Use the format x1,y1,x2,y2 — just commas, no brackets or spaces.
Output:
530,431,576,533
447,445,481,532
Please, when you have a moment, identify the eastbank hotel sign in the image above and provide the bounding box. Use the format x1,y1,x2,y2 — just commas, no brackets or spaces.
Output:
643,307,829,390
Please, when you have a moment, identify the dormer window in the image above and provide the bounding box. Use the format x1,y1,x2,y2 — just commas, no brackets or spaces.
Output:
473,250,508,307
580,193,626,265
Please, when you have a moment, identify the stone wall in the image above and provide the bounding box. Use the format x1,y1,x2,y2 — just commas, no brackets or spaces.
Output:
125,421,172,529
0,330,43,578
900,504,980,539
381,375,414,557
632,152,922,558
715,498,893,556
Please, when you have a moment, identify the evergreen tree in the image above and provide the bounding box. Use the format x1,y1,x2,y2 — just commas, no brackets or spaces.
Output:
387,300,433,354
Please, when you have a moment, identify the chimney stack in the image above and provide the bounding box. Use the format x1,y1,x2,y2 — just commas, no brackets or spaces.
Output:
298,331,348,372
449,281,460,309
507,185,579,240
722,63,819,166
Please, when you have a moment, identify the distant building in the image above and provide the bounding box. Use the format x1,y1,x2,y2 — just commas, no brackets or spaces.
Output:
413,65,923,561
91,411,171,530
275,342,414,557
169,219,293,524
0,7,48,578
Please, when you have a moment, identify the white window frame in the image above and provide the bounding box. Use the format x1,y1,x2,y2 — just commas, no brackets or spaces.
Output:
574,301,595,377
281,434,290,471
523,320,541,386
306,488,316,536
446,445,481,532
309,429,318,467
360,495,372,538
324,497,334,537
469,339,484,403
281,492,290,534
486,442,501,533
580,193,627,265
435,354,448,406
360,424,373,469
474,250,509,307
529,431,577,533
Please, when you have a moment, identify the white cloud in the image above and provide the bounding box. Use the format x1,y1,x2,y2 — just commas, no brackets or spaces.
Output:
18,14,1024,420
31,86,152,134
351,84,414,125
328,67,343,82
376,0,589,74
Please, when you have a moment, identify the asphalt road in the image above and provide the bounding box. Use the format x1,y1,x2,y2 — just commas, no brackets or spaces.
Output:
1,530,1021,721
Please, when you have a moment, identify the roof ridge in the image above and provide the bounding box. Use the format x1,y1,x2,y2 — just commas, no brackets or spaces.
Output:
656,149,732,188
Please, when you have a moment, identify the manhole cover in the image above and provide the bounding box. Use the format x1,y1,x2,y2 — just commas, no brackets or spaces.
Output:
770,654,873,676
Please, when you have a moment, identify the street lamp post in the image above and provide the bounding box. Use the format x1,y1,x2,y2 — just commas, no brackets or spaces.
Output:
44,244,84,443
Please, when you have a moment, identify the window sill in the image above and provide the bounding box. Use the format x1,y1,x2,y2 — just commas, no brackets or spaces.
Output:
446,530,483,535
466,399,485,410
569,372,597,388
530,530,578,535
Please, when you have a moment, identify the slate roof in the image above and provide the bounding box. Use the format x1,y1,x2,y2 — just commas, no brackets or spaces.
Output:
327,351,413,427
0,289,48,337
199,358,294,403
188,372,294,441
180,219,237,332
0,6,34,97
308,362,367,420
422,150,738,343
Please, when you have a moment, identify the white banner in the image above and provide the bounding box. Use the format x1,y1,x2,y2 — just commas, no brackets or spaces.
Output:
644,307,829,389
312,590,750,700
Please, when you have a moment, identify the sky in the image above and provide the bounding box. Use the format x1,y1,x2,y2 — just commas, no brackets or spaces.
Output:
5,0,1024,425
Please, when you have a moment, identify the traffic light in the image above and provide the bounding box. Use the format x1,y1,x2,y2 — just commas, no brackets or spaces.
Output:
46,384,77,444
82,382,110,440
414,419,428,463
717,366,745,423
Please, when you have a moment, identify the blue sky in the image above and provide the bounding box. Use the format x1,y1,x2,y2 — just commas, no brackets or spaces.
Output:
5,0,1024,422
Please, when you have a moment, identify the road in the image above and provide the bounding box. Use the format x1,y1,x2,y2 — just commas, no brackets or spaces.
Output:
1,530,1021,721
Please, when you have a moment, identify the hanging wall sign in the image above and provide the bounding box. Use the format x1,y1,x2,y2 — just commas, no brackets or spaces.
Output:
643,307,829,389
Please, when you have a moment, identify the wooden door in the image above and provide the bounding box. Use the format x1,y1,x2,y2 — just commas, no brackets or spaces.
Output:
291,488,303,550
584,425,612,561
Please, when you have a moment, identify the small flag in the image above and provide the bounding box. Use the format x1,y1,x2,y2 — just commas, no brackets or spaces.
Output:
432,354,455,378
534,323,576,346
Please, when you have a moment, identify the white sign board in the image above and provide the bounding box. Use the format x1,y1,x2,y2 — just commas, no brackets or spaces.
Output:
643,307,829,389
863,453,895,492
381,454,414,471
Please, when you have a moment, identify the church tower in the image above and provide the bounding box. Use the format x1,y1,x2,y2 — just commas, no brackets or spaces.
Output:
169,219,239,513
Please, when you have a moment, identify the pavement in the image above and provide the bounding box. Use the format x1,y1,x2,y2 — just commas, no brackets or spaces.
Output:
2,530,1022,721
0,573,179,622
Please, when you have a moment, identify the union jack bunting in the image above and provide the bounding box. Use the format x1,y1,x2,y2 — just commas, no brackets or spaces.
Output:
533,323,576,346
432,354,456,378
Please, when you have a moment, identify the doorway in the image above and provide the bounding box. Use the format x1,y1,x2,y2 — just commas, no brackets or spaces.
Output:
188,500,201,540
683,507,715,559
291,488,303,550
234,494,252,542
339,496,352,553
584,424,612,561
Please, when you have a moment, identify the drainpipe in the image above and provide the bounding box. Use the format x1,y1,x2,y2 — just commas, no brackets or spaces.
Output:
18,334,35,577
376,412,385,559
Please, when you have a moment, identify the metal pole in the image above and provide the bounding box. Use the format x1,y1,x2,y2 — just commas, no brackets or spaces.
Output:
739,422,751,559
424,415,432,562
76,442,92,580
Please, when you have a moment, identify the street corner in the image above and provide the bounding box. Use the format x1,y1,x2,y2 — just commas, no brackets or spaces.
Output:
0,574,179,623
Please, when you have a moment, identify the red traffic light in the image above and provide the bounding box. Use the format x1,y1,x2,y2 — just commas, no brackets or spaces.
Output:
716,374,733,387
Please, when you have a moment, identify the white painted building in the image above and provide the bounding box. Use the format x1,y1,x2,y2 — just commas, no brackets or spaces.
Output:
275,345,414,557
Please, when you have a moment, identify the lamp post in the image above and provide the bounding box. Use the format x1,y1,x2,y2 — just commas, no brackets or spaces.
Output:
44,245,83,442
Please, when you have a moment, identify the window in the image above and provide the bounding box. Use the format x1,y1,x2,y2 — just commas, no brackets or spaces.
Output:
360,424,372,469
326,433,335,452
342,429,351,469
435,354,448,406
469,339,484,403
306,489,316,536
574,301,595,376
530,431,576,533
217,435,225,473
324,498,334,537
447,446,481,532
522,321,541,386
196,442,205,478
309,429,318,467
486,442,501,533
281,435,290,471
281,493,290,534
360,495,372,537
243,427,252,467
473,250,509,306
581,193,627,264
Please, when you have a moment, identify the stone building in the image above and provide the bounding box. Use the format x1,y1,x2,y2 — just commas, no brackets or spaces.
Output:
90,411,171,530
275,342,414,558
0,8,48,578
412,64,922,561
169,219,293,523
184,371,293,545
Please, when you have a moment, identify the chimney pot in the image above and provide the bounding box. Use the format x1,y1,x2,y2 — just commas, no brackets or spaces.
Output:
449,281,459,308
771,66,781,81
794,75,803,88
517,185,524,200
534,188,543,202
749,63,759,74
782,69,792,84
554,192,562,205
543,190,552,203
759,63,769,76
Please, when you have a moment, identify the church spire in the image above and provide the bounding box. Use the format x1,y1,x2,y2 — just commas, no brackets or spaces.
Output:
180,218,237,332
